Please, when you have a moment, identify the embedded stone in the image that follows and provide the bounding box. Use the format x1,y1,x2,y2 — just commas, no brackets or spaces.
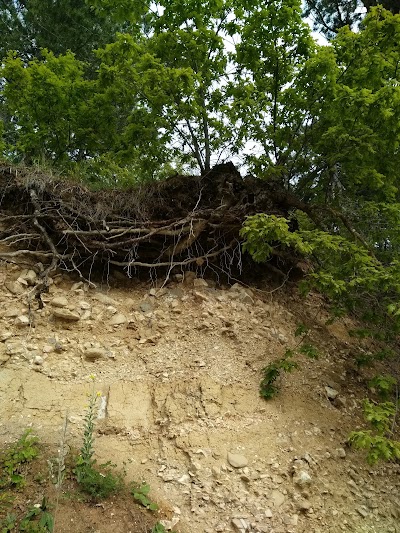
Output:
227,452,248,468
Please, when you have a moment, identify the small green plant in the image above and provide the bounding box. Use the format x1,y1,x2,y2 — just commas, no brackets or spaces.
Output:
151,523,166,533
0,513,16,533
0,430,39,490
298,343,319,359
368,375,397,399
130,482,159,511
74,381,122,501
348,399,400,464
260,350,298,399
19,498,54,532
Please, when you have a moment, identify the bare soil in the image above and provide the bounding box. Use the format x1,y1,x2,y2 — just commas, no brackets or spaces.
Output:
0,262,399,533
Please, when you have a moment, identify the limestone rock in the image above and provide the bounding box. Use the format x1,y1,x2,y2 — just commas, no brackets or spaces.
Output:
5,281,25,295
140,301,154,313
227,452,248,468
271,490,285,508
93,293,118,306
52,308,80,321
84,348,109,361
293,470,312,487
109,313,126,326
335,447,346,458
5,308,20,318
231,518,249,532
51,296,69,308
21,270,37,286
15,315,30,327
325,385,339,400
193,278,209,288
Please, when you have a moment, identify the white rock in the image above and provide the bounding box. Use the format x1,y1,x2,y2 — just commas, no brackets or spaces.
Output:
325,385,339,400
15,315,30,327
231,518,249,532
93,293,118,306
271,490,285,508
227,452,248,468
293,470,312,487
22,270,37,286
109,313,126,325
335,447,347,458
52,308,80,321
51,296,69,308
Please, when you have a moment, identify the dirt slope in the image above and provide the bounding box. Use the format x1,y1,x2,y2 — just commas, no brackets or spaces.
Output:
0,262,399,533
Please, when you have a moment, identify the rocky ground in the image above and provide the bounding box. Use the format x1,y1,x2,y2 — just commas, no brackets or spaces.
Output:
0,262,399,533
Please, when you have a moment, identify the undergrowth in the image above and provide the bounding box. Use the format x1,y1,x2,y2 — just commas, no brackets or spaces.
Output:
0,379,170,532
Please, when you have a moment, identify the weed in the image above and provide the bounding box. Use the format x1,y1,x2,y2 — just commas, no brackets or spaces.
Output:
151,523,166,533
19,498,53,532
74,382,122,501
0,513,16,533
0,430,39,490
130,482,159,511
0,492,15,517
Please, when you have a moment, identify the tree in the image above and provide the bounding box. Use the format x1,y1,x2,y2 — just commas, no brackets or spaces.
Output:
0,0,126,62
304,0,400,39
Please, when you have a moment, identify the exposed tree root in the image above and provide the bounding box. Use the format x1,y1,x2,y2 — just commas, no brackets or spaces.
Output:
0,162,305,285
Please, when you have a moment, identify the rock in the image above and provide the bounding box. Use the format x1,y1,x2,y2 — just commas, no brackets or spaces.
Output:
22,270,37,286
265,509,273,518
149,288,157,297
335,447,346,458
51,296,69,308
15,315,30,327
297,499,311,512
333,396,347,409
0,332,12,342
231,518,249,532
84,348,108,361
356,506,369,518
227,452,248,468
52,308,80,321
109,313,126,325
93,293,118,306
169,287,184,298
193,290,208,302
5,308,20,318
293,470,312,487
238,292,254,304
230,283,243,292
139,302,154,313
0,353,10,364
33,355,44,365
325,385,339,400
271,490,285,508
159,517,180,531
193,278,209,288
5,281,24,295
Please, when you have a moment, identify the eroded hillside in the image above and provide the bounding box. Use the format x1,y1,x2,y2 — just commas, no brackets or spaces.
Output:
0,263,399,533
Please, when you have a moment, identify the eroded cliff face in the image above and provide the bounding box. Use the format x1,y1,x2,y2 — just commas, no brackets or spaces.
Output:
0,263,399,533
